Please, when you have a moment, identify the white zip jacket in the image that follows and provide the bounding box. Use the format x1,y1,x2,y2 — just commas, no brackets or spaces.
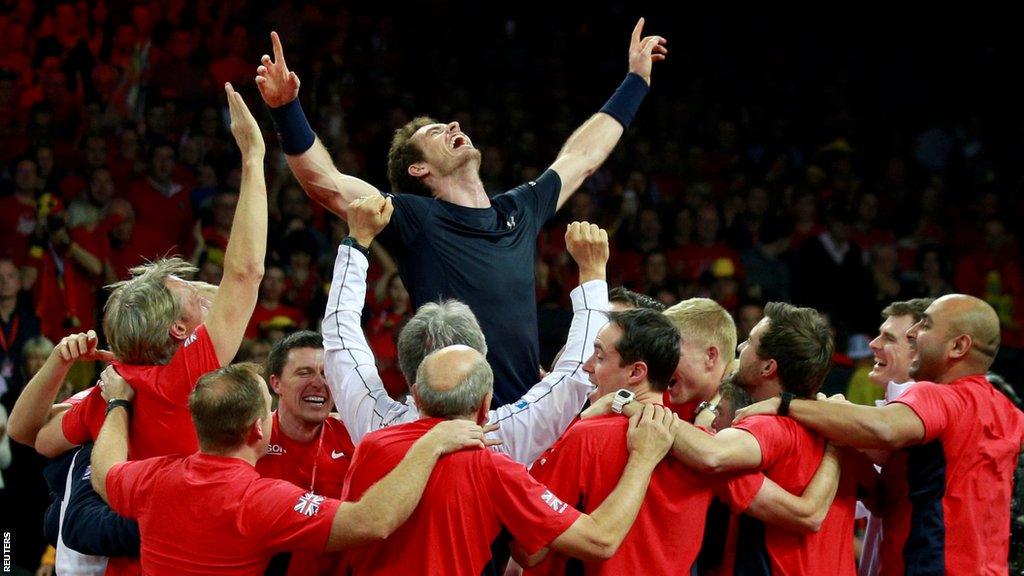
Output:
322,244,607,465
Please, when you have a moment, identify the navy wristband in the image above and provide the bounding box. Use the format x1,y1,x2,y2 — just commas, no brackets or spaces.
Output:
268,99,316,155
599,73,650,128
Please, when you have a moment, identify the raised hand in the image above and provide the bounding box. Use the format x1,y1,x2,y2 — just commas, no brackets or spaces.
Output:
626,403,678,464
55,330,116,364
255,31,301,108
565,221,609,282
346,195,395,247
628,18,668,86
225,82,265,158
99,365,135,403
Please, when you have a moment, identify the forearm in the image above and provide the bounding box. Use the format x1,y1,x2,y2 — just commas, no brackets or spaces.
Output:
90,408,129,501
8,354,72,445
221,156,267,281
789,400,915,450
669,422,737,473
67,242,103,277
328,437,440,550
747,449,840,534
286,140,377,219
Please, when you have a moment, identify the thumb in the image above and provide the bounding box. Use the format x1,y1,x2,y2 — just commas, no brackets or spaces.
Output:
91,349,118,363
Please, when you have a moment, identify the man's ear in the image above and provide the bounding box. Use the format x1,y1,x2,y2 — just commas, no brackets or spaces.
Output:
627,361,648,386
762,358,778,379
476,392,492,425
169,320,188,341
949,334,972,360
269,375,283,396
408,162,429,179
249,417,266,444
706,345,720,370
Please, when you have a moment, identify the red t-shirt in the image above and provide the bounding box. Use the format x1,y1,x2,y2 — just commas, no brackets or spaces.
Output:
106,453,340,575
341,418,580,576
0,194,37,264
723,414,854,576
246,302,305,338
125,177,193,254
883,375,1024,575
61,325,221,459
527,414,714,575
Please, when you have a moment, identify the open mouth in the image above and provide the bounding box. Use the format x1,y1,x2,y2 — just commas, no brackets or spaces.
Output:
451,134,469,149
302,395,327,407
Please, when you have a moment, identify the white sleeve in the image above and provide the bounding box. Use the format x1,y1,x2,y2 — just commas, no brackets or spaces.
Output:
322,245,419,445
486,279,608,465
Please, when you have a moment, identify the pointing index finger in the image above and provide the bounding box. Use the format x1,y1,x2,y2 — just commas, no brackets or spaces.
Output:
631,17,645,48
271,31,286,66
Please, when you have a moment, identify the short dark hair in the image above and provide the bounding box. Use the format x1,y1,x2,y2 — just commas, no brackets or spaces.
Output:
387,116,437,197
189,363,267,452
881,298,933,324
265,330,323,378
607,309,680,391
758,302,834,398
608,286,667,312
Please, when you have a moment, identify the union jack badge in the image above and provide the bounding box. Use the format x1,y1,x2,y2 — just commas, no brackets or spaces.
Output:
294,491,326,517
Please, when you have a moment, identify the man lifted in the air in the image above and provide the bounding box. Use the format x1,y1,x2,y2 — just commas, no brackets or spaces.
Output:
255,19,666,404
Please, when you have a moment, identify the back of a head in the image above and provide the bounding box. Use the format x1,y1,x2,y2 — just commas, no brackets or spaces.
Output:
387,116,438,197
608,286,667,312
607,308,681,392
415,345,493,419
104,258,197,365
397,300,487,384
663,297,737,361
760,302,834,397
265,330,323,378
189,363,266,452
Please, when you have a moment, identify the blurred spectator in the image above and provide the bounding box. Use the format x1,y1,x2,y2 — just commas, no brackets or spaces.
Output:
0,258,42,413
245,264,304,339
0,158,40,262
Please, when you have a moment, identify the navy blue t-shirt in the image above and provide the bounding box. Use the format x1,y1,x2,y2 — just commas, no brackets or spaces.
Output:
378,170,561,405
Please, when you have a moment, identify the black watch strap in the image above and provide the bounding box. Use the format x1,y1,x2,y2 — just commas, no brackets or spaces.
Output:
106,398,132,417
778,392,796,417
342,236,371,258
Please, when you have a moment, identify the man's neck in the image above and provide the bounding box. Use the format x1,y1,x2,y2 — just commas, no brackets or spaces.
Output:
277,409,323,443
749,380,782,402
0,296,16,321
433,169,490,208
203,446,261,466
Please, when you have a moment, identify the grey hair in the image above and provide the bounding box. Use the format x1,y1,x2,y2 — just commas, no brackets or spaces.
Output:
415,350,493,418
397,300,487,383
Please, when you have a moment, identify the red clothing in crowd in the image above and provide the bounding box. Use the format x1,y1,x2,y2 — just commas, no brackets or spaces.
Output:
246,302,304,338
125,177,194,254
60,325,221,459
106,453,340,576
883,375,1024,575
365,309,408,398
667,242,743,282
0,194,37,263
27,227,109,339
341,418,580,576
527,414,714,575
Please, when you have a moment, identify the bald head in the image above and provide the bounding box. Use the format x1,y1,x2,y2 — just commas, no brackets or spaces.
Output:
415,345,493,419
934,294,1000,362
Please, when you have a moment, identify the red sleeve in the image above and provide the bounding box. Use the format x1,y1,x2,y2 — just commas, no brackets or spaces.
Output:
891,382,955,443
716,471,767,514
492,454,581,555
106,458,164,518
732,415,788,470
61,387,105,445
151,324,221,405
240,479,342,553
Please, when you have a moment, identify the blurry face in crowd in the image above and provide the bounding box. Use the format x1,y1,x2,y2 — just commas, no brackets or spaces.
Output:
89,169,115,205
14,159,38,193
151,146,175,181
0,260,19,300
868,314,916,387
272,347,332,427
260,267,287,302
24,349,50,377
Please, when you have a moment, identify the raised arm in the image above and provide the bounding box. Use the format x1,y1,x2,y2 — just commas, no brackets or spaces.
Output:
325,419,495,550
487,222,609,463
256,31,379,219
8,330,113,447
548,18,666,209
204,83,268,366
519,404,676,566
734,395,926,450
322,195,416,443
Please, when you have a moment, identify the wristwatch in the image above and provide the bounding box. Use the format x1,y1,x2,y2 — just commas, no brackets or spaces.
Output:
696,400,720,417
611,389,636,414
341,236,370,258
778,392,796,417
106,398,132,417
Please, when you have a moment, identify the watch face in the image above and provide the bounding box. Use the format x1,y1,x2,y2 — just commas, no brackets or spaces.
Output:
616,389,632,399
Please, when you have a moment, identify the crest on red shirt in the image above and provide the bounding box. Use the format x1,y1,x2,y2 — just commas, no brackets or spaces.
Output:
294,491,325,517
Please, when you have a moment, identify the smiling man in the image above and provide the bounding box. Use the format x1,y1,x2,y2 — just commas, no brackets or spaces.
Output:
255,21,666,404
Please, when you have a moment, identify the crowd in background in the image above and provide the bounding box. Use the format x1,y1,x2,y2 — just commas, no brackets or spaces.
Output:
1,1,1024,570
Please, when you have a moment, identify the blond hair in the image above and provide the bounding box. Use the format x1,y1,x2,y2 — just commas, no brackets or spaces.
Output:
103,257,197,365
663,298,737,360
